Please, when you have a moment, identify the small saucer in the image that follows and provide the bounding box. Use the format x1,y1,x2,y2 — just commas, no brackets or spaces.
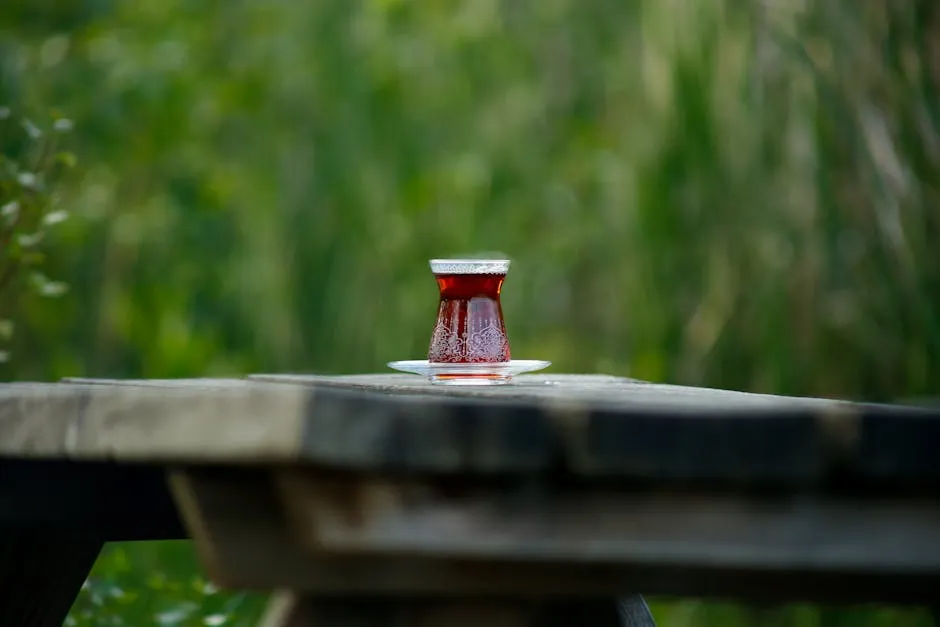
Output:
387,359,551,385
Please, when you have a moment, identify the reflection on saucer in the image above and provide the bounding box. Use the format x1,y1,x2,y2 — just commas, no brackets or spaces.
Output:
386,359,551,386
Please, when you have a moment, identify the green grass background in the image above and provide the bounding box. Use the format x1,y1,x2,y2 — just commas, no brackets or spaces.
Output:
2,0,939,624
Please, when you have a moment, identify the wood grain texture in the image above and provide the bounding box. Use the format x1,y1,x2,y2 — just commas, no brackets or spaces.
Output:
170,468,940,603
258,595,648,627
0,374,937,488
258,595,536,627
167,467,654,597
280,375,940,488
0,380,307,462
273,470,940,574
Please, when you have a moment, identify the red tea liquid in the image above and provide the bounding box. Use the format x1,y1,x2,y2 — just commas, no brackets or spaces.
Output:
428,272,510,363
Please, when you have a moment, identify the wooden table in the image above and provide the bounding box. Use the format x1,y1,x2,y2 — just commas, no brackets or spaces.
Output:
2,374,939,627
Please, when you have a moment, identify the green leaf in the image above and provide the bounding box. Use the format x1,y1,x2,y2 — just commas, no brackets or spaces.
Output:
0,319,12,340
29,271,68,297
17,232,44,247
53,118,74,133
17,172,39,189
56,151,78,168
1,201,19,224
21,251,47,265
43,209,69,226
21,118,42,139
41,281,68,297
155,603,197,625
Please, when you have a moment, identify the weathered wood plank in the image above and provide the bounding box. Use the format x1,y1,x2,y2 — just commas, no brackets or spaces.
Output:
61,377,250,387
1,375,937,488
249,374,840,409
250,374,640,397
274,470,940,574
258,595,651,627
293,384,822,481
0,527,102,627
169,467,940,603
258,595,536,627
0,380,308,462
285,379,940,487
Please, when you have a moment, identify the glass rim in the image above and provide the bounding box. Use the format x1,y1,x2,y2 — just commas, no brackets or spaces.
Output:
429,258,511,275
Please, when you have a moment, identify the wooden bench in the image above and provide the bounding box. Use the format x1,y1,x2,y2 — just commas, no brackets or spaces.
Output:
2,374,939,626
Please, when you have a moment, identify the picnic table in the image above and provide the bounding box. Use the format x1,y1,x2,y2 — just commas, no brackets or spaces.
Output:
1,373,939,627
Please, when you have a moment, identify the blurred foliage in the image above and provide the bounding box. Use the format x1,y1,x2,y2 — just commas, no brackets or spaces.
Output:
0,106,74,362
1,0,939,624
67,542,267,627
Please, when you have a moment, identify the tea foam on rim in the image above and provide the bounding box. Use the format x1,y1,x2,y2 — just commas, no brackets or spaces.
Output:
429,259,510,275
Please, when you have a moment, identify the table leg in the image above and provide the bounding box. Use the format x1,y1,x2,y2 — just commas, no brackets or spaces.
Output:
618,596,658,627
529,598,656,627
0,527,103,627
258,594,656,627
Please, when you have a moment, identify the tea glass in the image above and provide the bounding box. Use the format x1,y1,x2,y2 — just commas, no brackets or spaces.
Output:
428,259,511,366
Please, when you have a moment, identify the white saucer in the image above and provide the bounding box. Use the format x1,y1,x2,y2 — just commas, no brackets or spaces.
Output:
387,359,551,385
